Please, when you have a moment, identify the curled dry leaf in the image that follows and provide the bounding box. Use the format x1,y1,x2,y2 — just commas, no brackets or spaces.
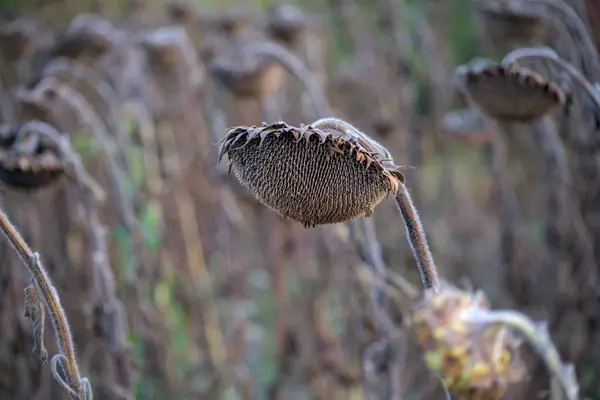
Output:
0,123,65,189
208,39,284,99
411,284,527,399
24,284,49,363
266,3,308,46
455,62,565,122
218,121,405,228
473,0,548,50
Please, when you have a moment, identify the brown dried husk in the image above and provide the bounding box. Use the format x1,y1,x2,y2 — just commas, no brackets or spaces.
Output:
460,64,564,122
209,53,284,98
0,130,64,189
218,121,405,227
474,4,548,50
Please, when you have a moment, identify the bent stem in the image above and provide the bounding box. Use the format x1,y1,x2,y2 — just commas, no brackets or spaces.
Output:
0,208,90,399
463,308,579,400
395,184,439,291
527,0,600,80
501,47,600,111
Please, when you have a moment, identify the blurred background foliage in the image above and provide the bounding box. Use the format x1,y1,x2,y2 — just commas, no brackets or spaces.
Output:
0,0,599,399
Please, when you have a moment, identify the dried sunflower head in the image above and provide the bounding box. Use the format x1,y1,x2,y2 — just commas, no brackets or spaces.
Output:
166,0,199,24
411,284,527,399
208,39,284,99
52,14,122,61
0,17,41,60
473,1,548,50
139,26,204,85
266,4,307,46
455,61,565,122
0,124,64,189
218,121,405,228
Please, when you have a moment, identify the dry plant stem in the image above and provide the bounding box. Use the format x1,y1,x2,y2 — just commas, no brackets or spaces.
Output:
0,209,88,399
532,118,599,301
160,123,226,369
463,309,579,400
32,77,136,230
395,184,439,291
501,48,600,111
42,58,134,159
528,0,600,80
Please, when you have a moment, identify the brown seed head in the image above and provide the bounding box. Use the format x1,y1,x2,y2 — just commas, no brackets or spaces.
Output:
455,62,564,122
266,4,308,46
53,14,121,60
166,0,199,24
411,285,527,399
474,1,548,50
0,18,41,60
0,124,64,189
218,121,405,227
208,40,284,99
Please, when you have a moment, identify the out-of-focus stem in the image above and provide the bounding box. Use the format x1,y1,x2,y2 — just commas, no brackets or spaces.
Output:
463,309,579,400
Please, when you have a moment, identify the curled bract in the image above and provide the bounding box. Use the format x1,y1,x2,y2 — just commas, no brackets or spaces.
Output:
218,121,405,228
455,62,565,122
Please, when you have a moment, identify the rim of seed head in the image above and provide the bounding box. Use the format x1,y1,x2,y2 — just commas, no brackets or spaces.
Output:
455,62,565,122
52,14,121,60
473,1,548,48
266,4,308,46
411,284,527,398
208,43,284,99
218,121,406,228
0,124,64,189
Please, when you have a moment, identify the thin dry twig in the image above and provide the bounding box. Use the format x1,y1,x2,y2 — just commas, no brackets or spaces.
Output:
0,208,92,399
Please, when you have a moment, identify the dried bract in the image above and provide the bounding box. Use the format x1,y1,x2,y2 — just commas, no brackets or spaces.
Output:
455,62,565,122
208,40,284,99
218,121,405,228
266,4,308,46
52,14,122,61
473,0,548,50
411,285,527,399
0,124,64,189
